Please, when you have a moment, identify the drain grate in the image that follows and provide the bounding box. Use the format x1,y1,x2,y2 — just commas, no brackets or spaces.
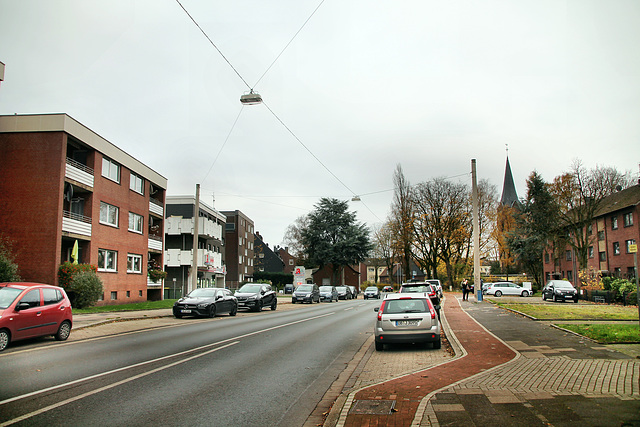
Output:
349,399,396,415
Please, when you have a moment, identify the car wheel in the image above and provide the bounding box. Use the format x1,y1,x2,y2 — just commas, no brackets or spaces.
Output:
521,290,529,297
292,300,296,304
55,321,72,341
574,298,579,304
255,302,262,312
0,329,10,351
271,299,277,310
542,293,547,301
375,341,384,351
495,290,502,297
209,305,217,318
230,303,238,316
433,338,441,349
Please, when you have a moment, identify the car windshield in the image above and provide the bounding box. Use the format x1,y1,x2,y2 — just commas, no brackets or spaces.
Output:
238,284,262,293
296,285,313,292
365,287,378,291
319,286,333,292
384,299,428,313
188,288,216,298
401,285,431,293
0,286,23,309
336,286,347,291
553,282,574,289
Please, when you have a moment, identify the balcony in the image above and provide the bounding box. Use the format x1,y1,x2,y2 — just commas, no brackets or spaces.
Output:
62,210,92,237
65,158,94,188
164,248,223,270
149,198,164,217
148,233,163,251
165,216,223,241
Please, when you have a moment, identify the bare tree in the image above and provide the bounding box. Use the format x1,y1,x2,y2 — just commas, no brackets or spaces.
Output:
549,160,633,278
371,221,396,283
281,214,309,259
390,164,414,283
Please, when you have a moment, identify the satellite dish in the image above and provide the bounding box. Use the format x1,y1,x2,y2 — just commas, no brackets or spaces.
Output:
149,184,157,195
149,216,154,227
240,90,262,105
616,185,623,192
63,183,73,202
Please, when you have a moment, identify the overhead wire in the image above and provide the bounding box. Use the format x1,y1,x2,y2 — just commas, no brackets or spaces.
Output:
201,106,245,184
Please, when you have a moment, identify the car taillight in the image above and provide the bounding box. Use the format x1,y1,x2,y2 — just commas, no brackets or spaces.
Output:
378,300,386,321
430,306,436,319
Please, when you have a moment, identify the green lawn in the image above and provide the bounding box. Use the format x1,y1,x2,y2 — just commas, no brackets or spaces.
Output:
557,323,640,343
497,303,639,320
73,299,177,314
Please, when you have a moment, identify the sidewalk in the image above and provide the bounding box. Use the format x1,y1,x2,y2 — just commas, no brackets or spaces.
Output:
329,294,640,427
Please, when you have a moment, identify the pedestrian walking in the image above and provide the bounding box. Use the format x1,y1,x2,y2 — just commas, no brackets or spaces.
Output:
462,279,469,301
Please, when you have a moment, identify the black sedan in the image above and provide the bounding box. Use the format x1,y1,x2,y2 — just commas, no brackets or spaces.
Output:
542,280,578,303
173,287,238,318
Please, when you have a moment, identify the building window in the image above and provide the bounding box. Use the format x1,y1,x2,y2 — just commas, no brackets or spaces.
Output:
128,212,143,233
98,249,118,272
588,246,594,258
597,230,605,241
130,172,144,194
611,216,618,230
613,267,621,277
613,242,620,255
544,253,550,263
565,250,572,261
623,212,633,227
102,157,121,183
567,270,573,281
239,255,243,264
127,254,142,273
599,251,606,262
100,202,119,227
110,291,117,300
587,224,593,235
126,291,131,298
626,239,636,253
139,290,143,297
289,259,294,265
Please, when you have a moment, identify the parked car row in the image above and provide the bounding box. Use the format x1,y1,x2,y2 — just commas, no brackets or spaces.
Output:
0,282,74,352
483,282,531,297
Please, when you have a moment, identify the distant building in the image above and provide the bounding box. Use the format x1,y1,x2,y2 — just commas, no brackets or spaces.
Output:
275,246,296,274
221,210,254,288
0,113,167,304
164,196,226,298
497,156,519,272
254,232,284,273
313,265,361,289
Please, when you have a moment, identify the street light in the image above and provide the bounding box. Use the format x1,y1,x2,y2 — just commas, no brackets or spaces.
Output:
240,90,262,105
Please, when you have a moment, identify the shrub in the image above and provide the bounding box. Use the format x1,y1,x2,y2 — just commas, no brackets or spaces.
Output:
58,262,97,288
148,269,167,283
0,236,21,282
68,270,103,308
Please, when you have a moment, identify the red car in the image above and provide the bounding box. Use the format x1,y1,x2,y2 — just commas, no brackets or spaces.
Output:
0,282,73,351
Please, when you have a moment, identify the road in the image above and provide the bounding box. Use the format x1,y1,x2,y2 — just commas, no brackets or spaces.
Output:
0,298,377,427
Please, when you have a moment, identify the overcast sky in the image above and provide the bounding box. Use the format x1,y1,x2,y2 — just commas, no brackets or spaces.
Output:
1,0,639,246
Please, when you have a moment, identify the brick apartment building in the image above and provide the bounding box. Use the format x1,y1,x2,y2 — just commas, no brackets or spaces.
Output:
543,184,640,283
0,114,167,304
164,196,226,298
221,210,254,289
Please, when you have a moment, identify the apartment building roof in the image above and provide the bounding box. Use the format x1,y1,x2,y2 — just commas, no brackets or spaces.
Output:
595,184,640,217
0,113,167,188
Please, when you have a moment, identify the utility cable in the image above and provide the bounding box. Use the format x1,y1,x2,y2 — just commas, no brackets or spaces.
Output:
176,0,252,90
252,0,327,88
201,106,245,184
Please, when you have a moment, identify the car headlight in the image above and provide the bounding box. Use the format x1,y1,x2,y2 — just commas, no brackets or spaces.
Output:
247,295,257,300
197,303,209,309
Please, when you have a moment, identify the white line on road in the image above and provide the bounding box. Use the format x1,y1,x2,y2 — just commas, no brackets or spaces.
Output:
0,312,335,407
0,341,239,427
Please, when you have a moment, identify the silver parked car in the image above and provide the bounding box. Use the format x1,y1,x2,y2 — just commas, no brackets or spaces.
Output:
542,280,578,303
363,286,380,299
485,282,531,297
319,285,338,302
373,293,441,351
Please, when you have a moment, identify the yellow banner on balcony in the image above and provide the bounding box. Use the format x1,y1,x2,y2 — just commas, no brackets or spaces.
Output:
71,240,79,264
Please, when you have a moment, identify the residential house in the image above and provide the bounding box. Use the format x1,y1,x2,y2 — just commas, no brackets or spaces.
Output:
543,184,640,283
164,196,226,298
274,246,296,274
254,232,284,273
0,113,167,304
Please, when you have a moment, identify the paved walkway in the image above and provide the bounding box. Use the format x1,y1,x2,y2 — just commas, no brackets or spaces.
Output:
331,295,640,427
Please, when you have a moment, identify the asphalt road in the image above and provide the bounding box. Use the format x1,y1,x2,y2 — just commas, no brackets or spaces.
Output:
0,299,377,427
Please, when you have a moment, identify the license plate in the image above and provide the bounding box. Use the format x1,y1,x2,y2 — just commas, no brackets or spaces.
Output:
297,298,305,301
180,309,192,313
396,320,419,326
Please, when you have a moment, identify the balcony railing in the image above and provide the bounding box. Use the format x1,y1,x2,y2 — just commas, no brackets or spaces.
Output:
62,210,92,237
63,210,92,223
65,158,94,188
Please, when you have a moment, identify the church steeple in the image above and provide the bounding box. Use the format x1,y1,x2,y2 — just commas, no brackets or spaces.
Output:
500,149,518,207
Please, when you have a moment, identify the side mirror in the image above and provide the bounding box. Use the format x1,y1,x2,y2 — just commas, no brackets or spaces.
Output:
260,290,266,295
216,295,223,300
15,302,30,311
374,307,379,312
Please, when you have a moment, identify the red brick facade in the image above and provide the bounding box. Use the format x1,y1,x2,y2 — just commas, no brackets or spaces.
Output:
0,114,167,305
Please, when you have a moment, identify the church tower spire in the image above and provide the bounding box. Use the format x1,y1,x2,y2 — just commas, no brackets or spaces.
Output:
500,146,518,207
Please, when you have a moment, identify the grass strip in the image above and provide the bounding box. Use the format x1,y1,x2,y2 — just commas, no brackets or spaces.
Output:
556,323,640,343
496,303,639,320
73,299,177,314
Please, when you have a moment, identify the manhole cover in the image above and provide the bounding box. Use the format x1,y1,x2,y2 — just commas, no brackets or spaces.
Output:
349,399,396,415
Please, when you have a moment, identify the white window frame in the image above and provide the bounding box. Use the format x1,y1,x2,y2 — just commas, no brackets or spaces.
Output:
98,249,118,272
127,253,142,273
626,239,636,254
130,172,144,195
128,212,144,234
100,202,119,227
102,157,121,183
623,212,633,227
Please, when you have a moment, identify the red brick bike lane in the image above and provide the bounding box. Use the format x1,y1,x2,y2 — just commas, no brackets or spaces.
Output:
343,295,517,427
